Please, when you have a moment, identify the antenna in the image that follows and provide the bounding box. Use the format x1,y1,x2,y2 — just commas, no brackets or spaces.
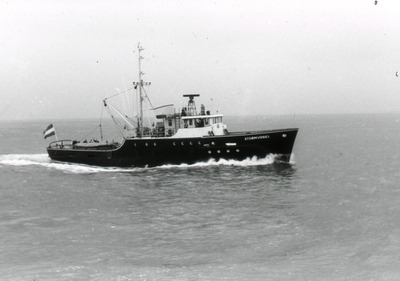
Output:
133,42,151,137
183,94,200,116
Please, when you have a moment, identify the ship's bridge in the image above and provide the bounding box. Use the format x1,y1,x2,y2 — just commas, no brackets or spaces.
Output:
181,114,223,128
154,94,228,138
173,114,227,138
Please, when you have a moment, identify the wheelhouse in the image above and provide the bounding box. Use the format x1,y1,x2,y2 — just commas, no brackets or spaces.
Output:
154,95,228,138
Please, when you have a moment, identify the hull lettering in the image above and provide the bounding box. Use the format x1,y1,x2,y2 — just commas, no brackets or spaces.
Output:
245,135,270,141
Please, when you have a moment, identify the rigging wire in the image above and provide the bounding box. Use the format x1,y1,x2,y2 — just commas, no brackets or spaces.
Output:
105,86,135,100
80,124,103,142
106,103,136,129
140,85,156,129
141,86,154,109
99,101,104,141
104,103,129,139
92,61,156,139
78,102,107,142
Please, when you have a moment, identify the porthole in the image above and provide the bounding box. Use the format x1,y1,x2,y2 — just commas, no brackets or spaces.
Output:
282,134,287,138
181,142,184,146
198,141,201,145
227,149,230,153
236,149,240,152
217,150,221,154
190,141,193,145
145,142,148,146
211,142,215,146
134,143,137,146
208,150,212,154
154,142,157,146
173,142,176,146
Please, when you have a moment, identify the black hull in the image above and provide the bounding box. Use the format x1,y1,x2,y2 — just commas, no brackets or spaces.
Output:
47,129,298,167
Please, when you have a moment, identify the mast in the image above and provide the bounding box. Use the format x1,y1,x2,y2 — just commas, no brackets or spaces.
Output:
133,42,150,137
138,43,144,136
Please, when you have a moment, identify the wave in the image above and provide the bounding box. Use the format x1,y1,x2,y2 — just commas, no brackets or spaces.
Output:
0,154,50,166
158,155,280,169
0,154,132,174
0,153,294,174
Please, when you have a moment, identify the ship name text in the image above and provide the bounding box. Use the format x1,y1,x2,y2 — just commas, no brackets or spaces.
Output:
244,135,270,141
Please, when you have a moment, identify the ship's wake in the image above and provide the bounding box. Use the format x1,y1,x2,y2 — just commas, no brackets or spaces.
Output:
0,153,294,174
159,155,290,168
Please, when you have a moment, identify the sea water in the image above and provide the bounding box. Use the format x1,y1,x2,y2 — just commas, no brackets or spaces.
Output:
1,114,400,280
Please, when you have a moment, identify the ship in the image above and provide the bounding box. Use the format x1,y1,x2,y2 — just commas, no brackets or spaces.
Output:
45,43,298,168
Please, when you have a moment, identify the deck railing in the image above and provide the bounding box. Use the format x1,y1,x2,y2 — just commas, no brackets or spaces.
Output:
48,140,75,149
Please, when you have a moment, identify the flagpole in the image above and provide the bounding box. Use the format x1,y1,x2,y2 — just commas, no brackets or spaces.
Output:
53,122,59,141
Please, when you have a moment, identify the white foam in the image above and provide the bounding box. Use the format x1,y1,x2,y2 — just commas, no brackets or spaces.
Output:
158,154,281,169
0,154,50,166
289,153,296,164
0,153,294,174
0,154,133,174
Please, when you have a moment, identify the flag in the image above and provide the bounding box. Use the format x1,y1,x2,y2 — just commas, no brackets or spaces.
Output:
43,124,56,139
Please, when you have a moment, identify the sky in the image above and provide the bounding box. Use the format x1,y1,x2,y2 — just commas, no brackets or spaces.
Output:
1,0,400,120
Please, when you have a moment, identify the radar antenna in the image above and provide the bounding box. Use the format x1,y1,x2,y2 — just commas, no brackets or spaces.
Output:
183,94,200,116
